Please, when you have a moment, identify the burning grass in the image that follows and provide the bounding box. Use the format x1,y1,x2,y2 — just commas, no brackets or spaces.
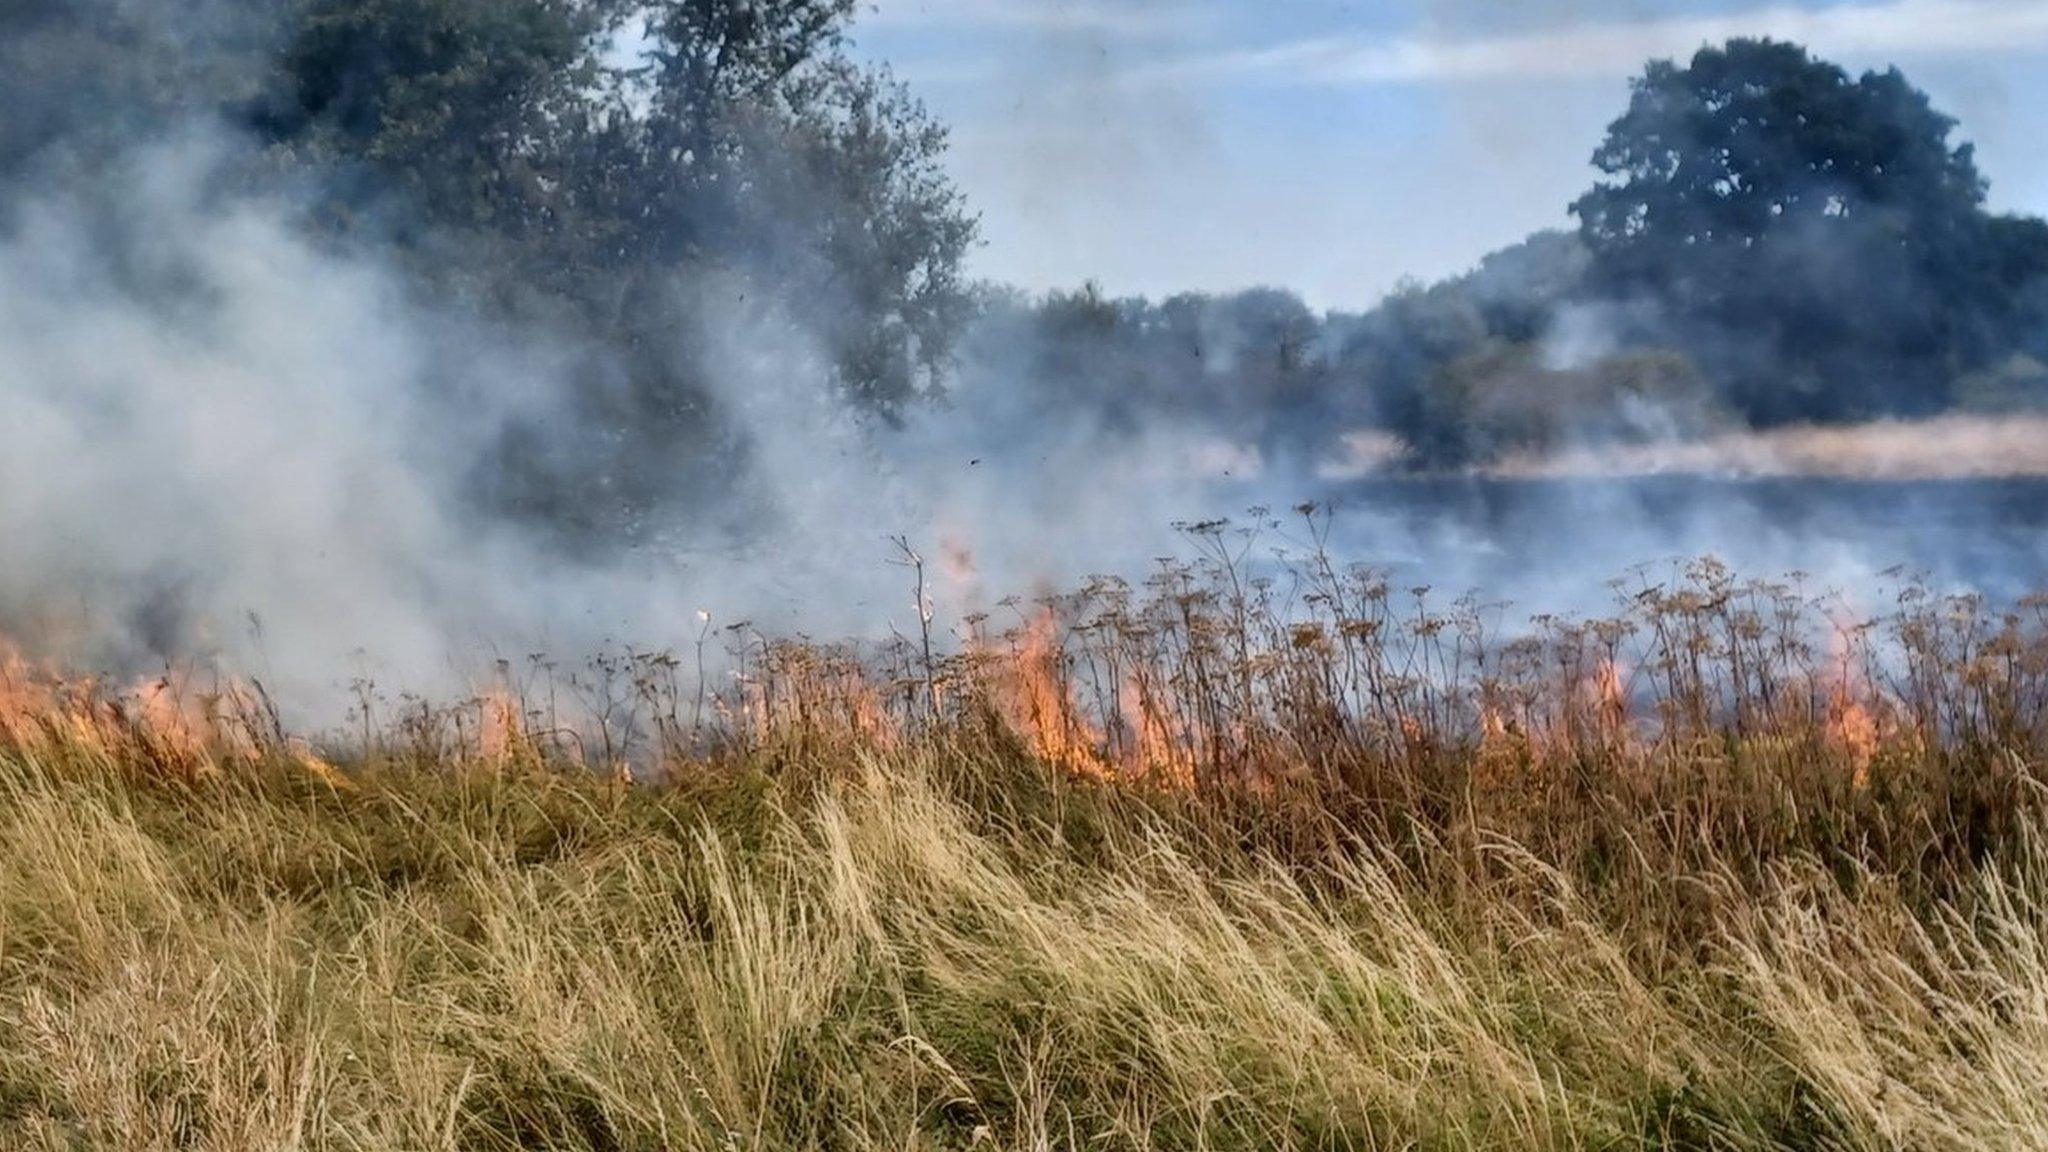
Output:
2,516,2047,1149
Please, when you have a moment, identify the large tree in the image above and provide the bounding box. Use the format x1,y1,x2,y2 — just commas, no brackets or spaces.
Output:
260,0,973,408
221,0,977,538
1572,39,2048,423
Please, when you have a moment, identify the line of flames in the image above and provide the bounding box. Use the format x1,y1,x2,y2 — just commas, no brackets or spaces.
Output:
976,610,1197,787
0,621,1889,790
0,641,345,786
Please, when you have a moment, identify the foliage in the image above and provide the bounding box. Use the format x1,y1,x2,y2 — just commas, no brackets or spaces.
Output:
255,0,973,409
966,41,2048,472
963,232,1613,472
1,0,978,542
1573,38,2048,424
17,12,2048,484
0,0,278,185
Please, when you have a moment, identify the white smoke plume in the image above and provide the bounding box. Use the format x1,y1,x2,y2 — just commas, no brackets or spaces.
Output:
4,133,2046,730
0,134,1232,722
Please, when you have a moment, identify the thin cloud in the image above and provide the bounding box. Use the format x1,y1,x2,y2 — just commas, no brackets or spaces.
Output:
1148,0,2048,87
862,0,1190,37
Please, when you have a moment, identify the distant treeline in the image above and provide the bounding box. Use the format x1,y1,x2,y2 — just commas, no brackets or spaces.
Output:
6,5,2046,486
969,40,2048,471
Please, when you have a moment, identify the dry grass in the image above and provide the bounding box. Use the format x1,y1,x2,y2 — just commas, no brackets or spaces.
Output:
2,523,2047,1150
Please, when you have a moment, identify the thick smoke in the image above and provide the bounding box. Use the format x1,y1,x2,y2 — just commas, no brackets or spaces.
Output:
0,131,1234,720
0,137,660,706
5,130,2045,726
4,14,2047,729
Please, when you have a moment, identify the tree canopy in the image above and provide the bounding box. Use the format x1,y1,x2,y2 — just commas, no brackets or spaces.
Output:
0,0,979,538
8,13,2048,484
254,0,973,415
954,39,2048,475
1572,38,2048,423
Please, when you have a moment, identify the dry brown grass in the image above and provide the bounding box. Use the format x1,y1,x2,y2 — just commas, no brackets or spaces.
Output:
2,525,2046,1149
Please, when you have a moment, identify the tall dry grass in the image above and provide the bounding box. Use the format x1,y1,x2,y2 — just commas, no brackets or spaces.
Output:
1,520,2046,1149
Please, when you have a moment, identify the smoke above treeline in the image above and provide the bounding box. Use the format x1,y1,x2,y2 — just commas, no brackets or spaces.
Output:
3,5,2047,720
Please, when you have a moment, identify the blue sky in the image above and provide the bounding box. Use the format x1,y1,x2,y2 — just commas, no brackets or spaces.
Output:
846,0,2048,309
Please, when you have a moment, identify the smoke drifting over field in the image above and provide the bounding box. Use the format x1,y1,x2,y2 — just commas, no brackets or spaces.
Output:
1,141,643,700
3,7,2047,725
3,134,2046,722
0,134,1223,716
0,152,2035,723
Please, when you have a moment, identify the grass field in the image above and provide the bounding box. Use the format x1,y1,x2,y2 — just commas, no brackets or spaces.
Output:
2,539,2046,1150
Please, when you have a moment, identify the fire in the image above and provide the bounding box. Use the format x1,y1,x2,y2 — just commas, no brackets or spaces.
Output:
0,638,343,784
1564,656,1630,752
838,673,901,750
1472,693,1530,786
970,611,1203,785
1826,688,1880,787
0,642,65,748
998,610,1115,779
1479,699,1514,747
1823,614,1883,786
1122,669,1197,787
127,674,231,774
727,642,903,753
473,686,527,765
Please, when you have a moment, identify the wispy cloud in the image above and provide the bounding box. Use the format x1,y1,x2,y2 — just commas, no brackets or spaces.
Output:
1148,0,2048,87
861,0,1189,37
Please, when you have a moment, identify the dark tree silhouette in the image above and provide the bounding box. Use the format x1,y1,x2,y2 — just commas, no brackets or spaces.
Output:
1573,39,2048,423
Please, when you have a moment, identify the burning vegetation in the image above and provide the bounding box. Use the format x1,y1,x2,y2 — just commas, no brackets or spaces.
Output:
2,535,2048,1149
6,513,2040,810
8,1,2048,1147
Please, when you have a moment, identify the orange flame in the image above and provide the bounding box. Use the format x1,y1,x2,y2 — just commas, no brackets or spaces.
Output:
473,686,527,765
1593,657,1628,732
1826,689,1880,787
0,639,331,783
729,643,902,753
1823,616,1882,787
979,610,1116,780
1122,669,1197,788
